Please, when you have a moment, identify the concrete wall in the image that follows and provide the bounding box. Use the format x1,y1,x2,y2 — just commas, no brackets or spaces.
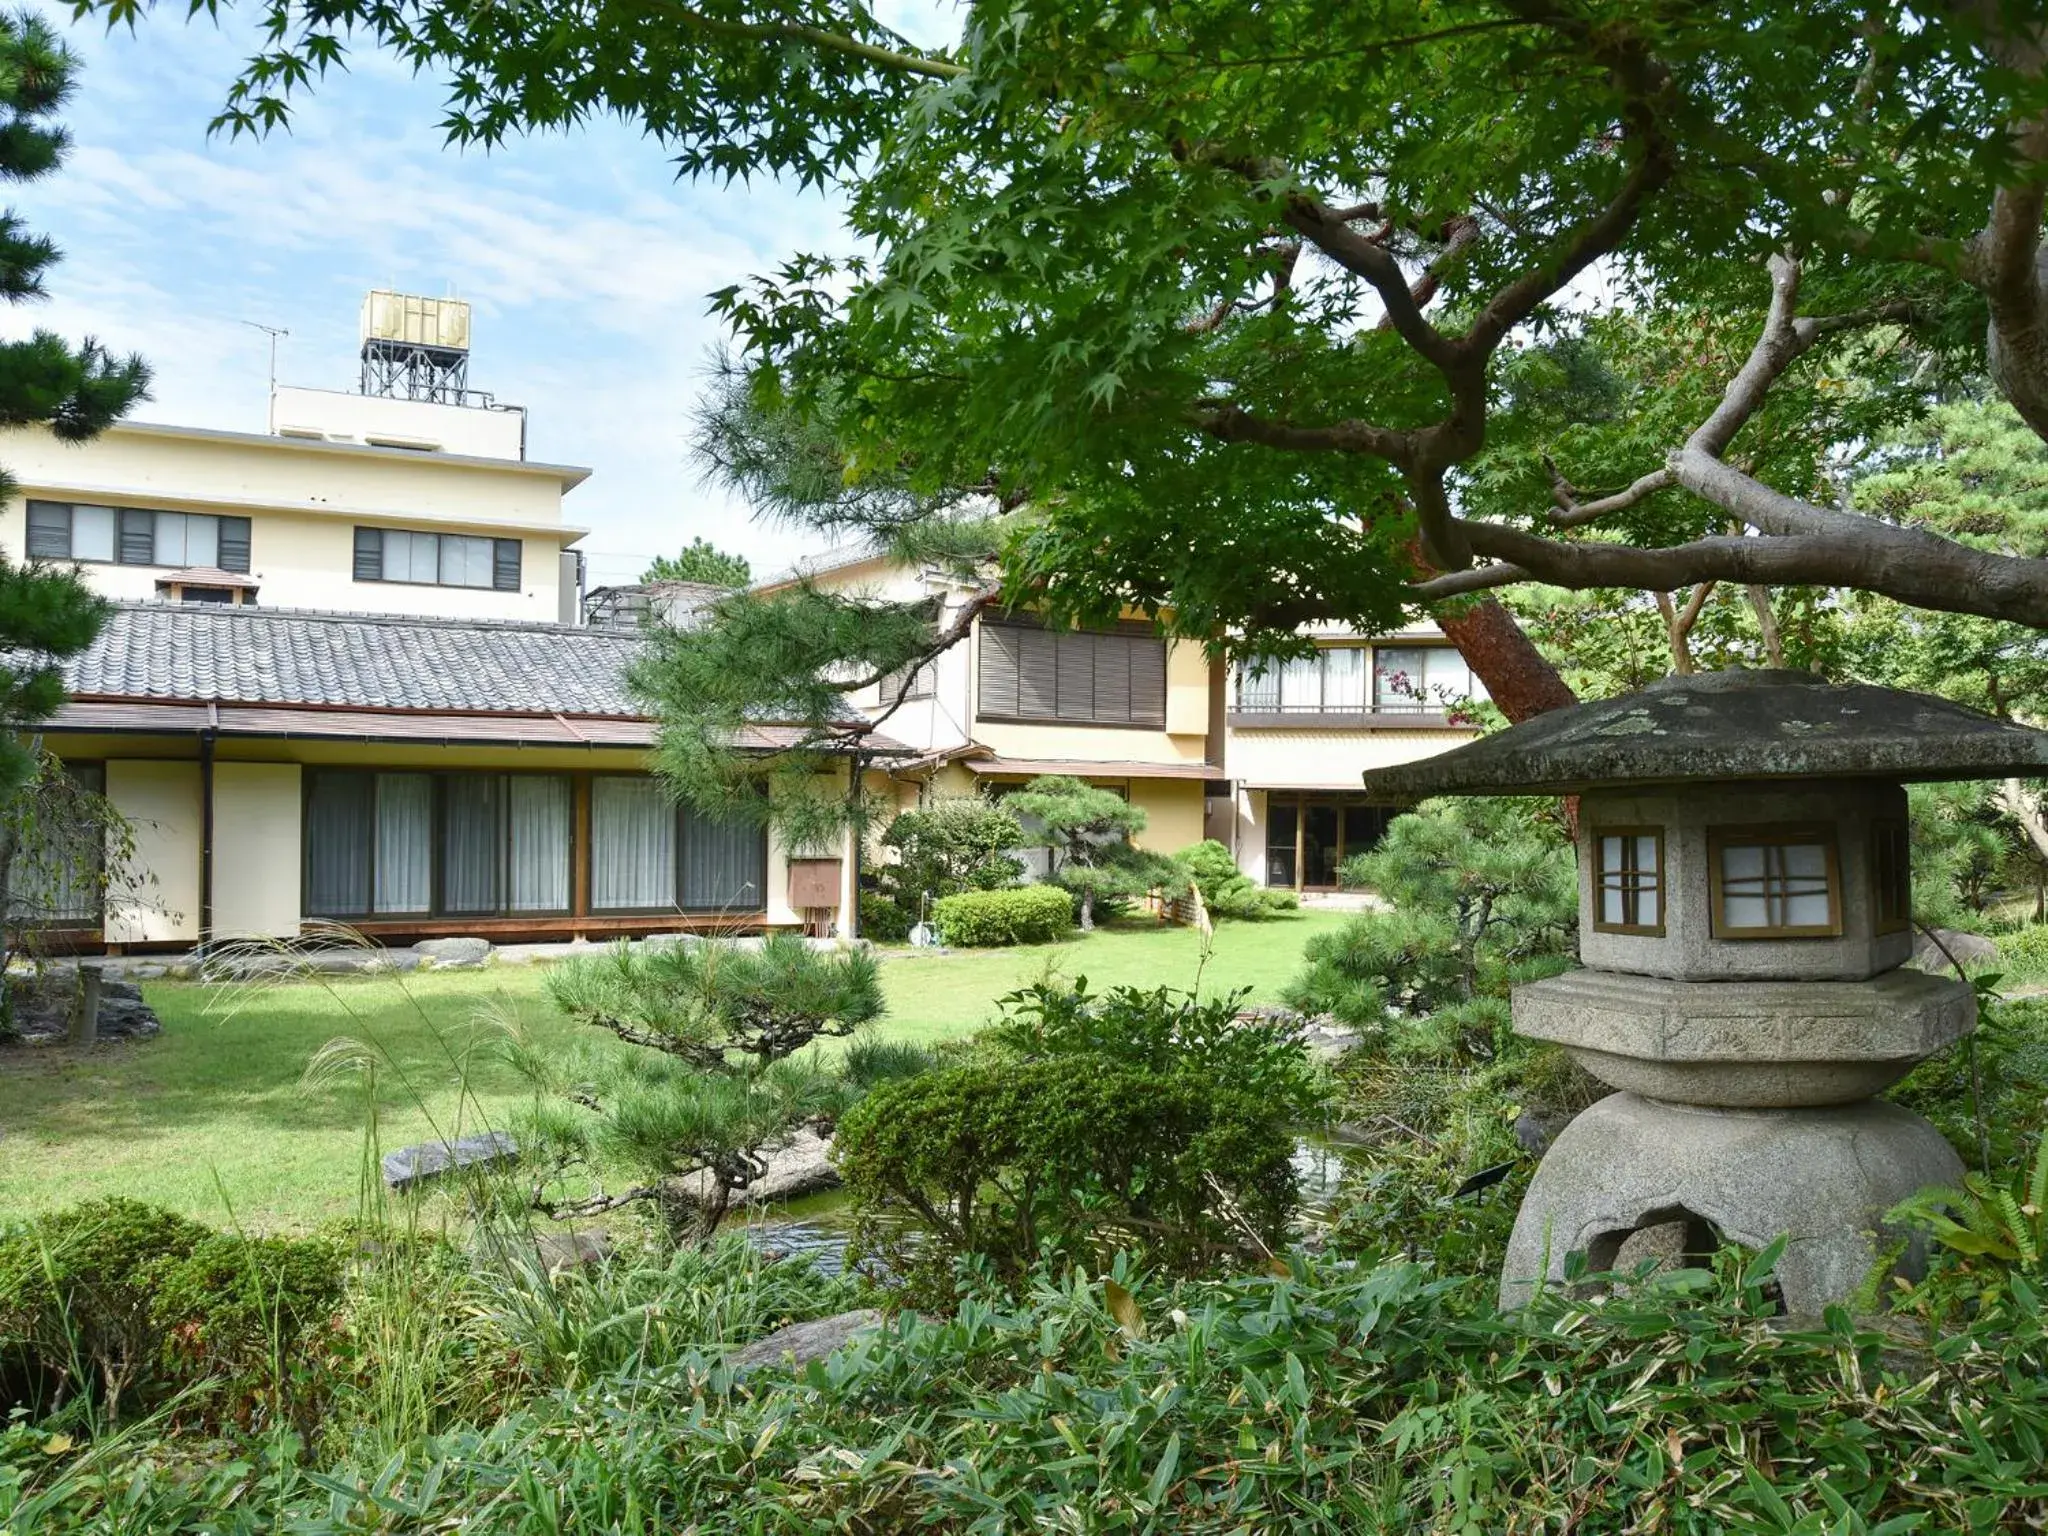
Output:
0,423,579,621
104,759,202,943
211,762,303,939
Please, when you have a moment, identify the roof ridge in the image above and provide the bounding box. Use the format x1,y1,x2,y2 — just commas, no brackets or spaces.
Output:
104,599,636,640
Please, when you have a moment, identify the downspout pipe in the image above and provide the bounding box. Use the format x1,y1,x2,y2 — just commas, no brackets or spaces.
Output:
198,727,216,947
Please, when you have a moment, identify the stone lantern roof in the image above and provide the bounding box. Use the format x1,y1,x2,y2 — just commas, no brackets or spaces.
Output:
1360,669,2048,799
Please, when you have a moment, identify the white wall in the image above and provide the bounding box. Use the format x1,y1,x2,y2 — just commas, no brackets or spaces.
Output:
270,387,527,460
104,760,202,943
211,762,303,939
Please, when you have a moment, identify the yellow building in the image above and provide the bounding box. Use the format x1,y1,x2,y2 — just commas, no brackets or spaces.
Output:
763,549,1485,895
35,604,867,950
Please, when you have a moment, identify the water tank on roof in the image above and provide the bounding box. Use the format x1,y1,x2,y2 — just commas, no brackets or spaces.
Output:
361,291,471,351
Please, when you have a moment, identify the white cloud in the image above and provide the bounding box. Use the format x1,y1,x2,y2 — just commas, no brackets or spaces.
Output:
2,0,863,577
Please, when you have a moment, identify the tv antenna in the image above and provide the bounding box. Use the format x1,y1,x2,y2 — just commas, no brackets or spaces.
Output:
240,321,290,395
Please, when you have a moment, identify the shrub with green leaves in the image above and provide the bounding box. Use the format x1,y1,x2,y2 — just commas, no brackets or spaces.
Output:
932,884,1074,946
836,1055,1299,1300
1172,838,1298,920
1289,797,1575,1023
878,795,1025,909
856,889,912,942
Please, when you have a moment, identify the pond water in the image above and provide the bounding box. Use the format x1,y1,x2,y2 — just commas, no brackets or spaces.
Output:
731,1132,1358,1275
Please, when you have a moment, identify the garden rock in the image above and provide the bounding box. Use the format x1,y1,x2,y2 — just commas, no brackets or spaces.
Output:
5,972,160,1044
535,1232,612,1275
727,1308,882,1376
673,1128,839,1206
413,937,493,969
1911,927,1998,972
382,1130,518,1191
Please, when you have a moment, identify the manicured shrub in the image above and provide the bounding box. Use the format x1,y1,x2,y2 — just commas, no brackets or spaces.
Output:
837,1055,1299,1300
153,1232,345,1386
1173,839,1298,920
932,884,1074,946
0,1198,208,1422
879,796,1025,904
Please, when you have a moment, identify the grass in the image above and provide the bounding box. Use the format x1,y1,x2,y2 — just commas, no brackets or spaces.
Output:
0,911,1348,1230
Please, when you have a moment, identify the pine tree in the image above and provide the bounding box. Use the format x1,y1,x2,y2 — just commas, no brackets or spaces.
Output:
642,537,750,588
0,11,149,797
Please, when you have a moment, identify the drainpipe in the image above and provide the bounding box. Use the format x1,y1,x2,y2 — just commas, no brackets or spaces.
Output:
198,727,216,946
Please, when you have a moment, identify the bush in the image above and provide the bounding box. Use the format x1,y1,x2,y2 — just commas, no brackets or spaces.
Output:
0,1200,342,1428
836,1055,1299,1300
1173,839,1298,920
857,890,912,943
879,796,1026,906
933,884,1074,946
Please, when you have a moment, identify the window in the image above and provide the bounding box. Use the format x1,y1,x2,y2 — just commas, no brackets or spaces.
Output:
1235,647,1369,713
978,617,1167,726
1709,824,1842,939
7,763,105,927
588,774,768,913
305,770,572,919
1871,818,1912,934
1372,646,1488,712
1264,795,1391,889
880,660,936,702
1593,827,1665,935
353,526,522,591
26,501,251,572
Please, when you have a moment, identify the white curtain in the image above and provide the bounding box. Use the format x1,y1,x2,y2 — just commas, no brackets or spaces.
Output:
441,535,495,589
442,776,501,913
1323,647,1367,710
373,774,433,914
507,776,571,912
591,776,674,910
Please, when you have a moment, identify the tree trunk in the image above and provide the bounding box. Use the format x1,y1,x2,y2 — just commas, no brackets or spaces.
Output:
1078,888,1095,931
1744,584,1786,667
1433,596,1577,722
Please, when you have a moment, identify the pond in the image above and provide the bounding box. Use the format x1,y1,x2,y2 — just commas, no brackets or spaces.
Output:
729,1132,1359,1275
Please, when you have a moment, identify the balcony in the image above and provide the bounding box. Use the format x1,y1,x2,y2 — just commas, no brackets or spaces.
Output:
1226,697,1467,730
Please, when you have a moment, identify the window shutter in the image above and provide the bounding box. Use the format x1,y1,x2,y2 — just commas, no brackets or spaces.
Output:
24,501,69,559
1129,635,1167,725
353,527,383,582
217,517,252,573
1056,632,1095,722
1091,633,1133,722
978,623,1022,716
493,538,522,591
1017,627,1059,718
117,509,155,566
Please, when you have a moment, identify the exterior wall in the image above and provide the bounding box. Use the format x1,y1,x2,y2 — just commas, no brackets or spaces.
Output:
0,423,582,621
103,759,203,944
270,387,526,460
47,738,851,947
211,762,303,939
1224,725,1471,790
1128,779,1206,855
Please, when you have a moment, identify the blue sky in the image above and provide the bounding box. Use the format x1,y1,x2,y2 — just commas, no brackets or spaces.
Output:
1,3,917,586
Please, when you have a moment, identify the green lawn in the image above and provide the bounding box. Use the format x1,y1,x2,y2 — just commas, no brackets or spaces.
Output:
0,912,1347,1230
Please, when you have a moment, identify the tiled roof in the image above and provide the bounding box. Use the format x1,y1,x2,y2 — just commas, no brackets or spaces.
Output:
65,602,649,716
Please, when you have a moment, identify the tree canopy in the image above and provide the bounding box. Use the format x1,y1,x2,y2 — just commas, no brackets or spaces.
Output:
99,0,2048,729
0,11,148,793
642,536,750,587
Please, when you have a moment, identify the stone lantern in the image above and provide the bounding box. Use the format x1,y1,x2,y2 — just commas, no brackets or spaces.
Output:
1359,670,2048,1314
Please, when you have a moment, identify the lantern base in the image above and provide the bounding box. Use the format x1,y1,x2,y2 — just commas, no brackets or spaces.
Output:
1499,1092,1964,1316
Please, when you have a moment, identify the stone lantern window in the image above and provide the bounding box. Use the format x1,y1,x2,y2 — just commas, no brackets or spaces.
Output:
1592,828,1664,935
1709,824,1841,938
1871,819,1912,935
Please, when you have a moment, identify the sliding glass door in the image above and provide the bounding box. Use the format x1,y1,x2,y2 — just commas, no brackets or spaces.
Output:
1261,794,1397,890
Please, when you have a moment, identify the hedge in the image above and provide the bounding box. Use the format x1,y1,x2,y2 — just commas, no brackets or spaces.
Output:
933,885,1074,946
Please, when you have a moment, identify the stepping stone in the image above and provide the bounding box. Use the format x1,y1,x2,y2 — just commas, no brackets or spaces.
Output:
382,1131,518,1192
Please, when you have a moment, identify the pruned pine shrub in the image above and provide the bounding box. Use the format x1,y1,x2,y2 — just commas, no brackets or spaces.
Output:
933,884,1074,946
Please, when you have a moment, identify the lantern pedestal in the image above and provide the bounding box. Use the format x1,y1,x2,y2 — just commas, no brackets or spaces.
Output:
1499,1092,1964,1315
